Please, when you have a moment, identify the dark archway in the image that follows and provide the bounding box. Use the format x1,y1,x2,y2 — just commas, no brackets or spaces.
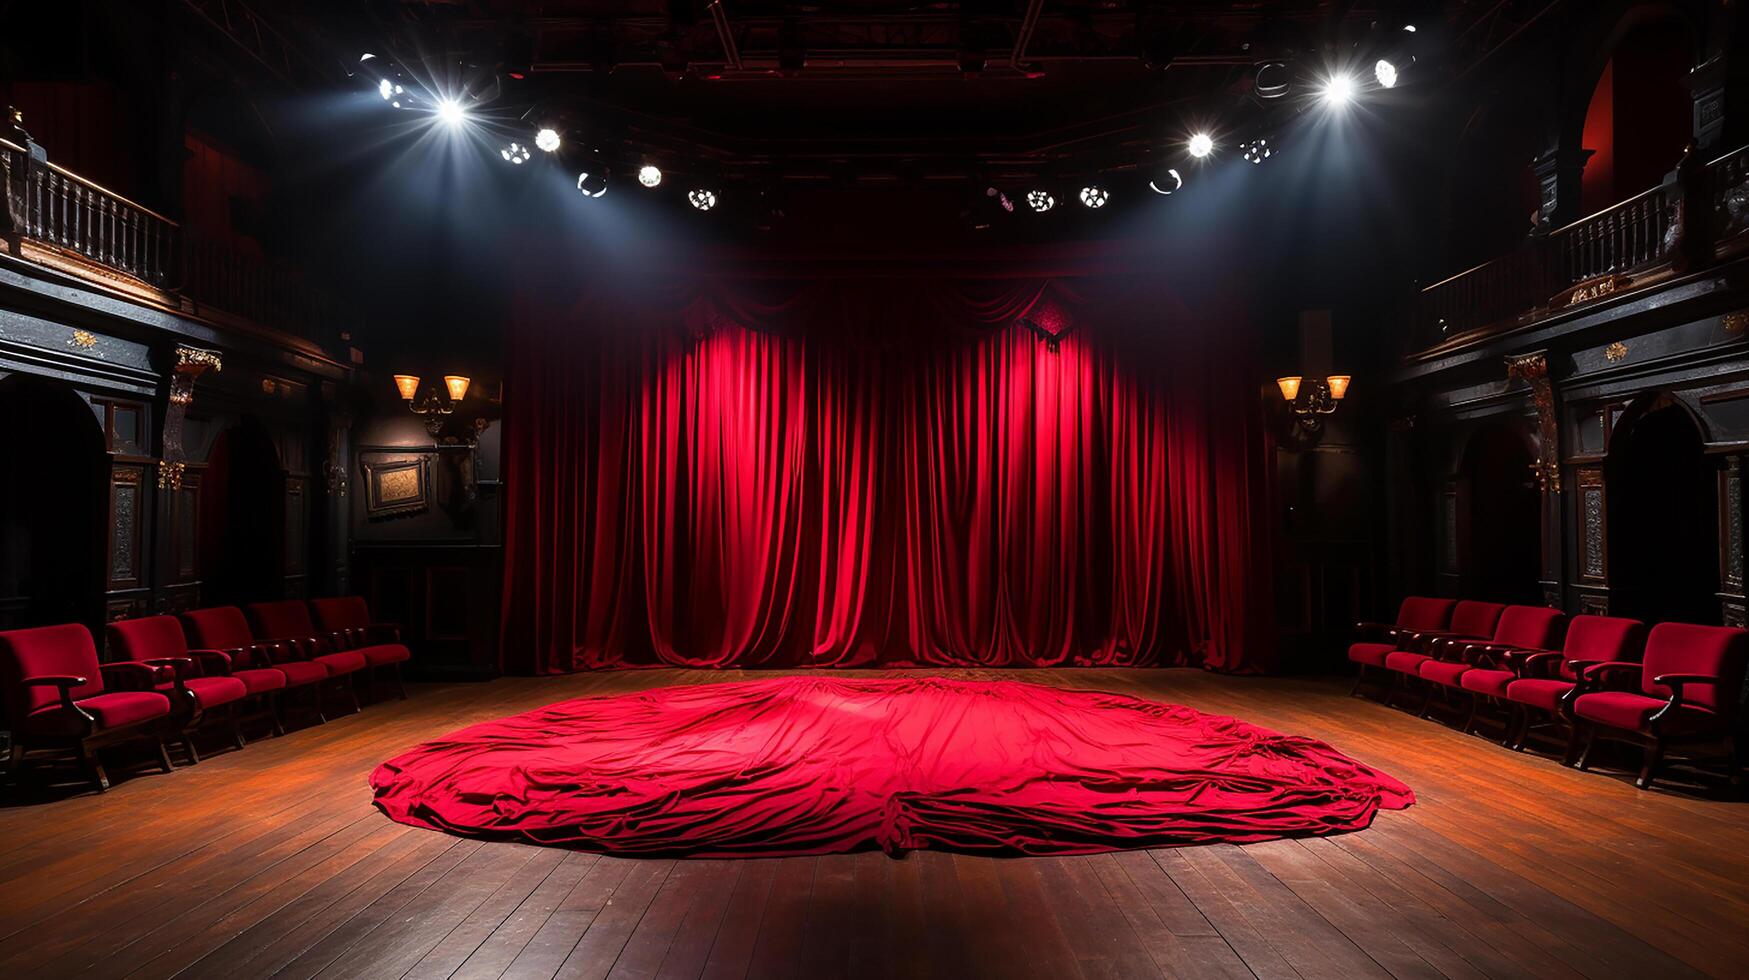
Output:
1606,395,1719,625
0,375,109,633
1457,422,1542,603
199,418,286,606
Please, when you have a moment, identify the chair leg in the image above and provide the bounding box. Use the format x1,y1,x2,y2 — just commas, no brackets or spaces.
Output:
394,663,407,700
269,693,287,737
231,707,248,751
182,736,201,766
1461,695,1481,734
82,745,111,793
347,677,362,714
1415,684,1438,719
158,739,177,773
1350,668,1368,697
1636,738,1665,791
1575,726,1599,771
6,740,23,776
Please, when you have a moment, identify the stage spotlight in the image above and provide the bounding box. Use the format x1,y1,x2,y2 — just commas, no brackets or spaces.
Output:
1187,133,1214,159
1240,139,1272,164
535,127,561,153
1026,190,1056,213
1148,168,1183,195
638,165,663,188
1078,185,1109,209
1252,61,1291,100
436,99,467,127
576,170,608,198
1320,74,1356,107
500,142,530,164
689,188,718,211
1375,58,1399,89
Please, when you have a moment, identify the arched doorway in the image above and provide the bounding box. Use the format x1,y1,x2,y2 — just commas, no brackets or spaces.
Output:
199,418,286,606
0,375,109,632
1606,395,1719,625
1457,422,1542,603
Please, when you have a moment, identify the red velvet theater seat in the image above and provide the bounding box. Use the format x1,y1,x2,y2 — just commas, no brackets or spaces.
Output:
1414,605,1566,722
1382,600,1508,681
1477,615,1647,751
246,601,365,715
1349,596,1457,694
108,615,255,760
181,606,334,729
0,624,177,792
1570,622,1749,790
310,596,411,699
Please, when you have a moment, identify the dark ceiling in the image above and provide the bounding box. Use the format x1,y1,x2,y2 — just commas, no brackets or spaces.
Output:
230,1,1557,187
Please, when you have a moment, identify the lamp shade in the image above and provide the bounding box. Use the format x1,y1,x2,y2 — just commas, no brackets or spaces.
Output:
393,375,420,400
1275,376,1302,401
443,375,471,401
1326,375,1352,400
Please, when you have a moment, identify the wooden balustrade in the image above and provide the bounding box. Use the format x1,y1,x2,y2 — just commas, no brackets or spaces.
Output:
3,136,338,344
2,137,178,287
1411,142,1749,353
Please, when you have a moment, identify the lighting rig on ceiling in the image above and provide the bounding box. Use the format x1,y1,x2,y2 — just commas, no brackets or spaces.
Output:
346,13,1431,224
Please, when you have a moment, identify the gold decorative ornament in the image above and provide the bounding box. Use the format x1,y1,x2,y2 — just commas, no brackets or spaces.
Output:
1725,311,1748,335
1604,342,1628,362
157,461,186,491
69,329,97,350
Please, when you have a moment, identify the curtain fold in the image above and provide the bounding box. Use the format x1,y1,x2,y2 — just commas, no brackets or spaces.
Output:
502,276,1275,673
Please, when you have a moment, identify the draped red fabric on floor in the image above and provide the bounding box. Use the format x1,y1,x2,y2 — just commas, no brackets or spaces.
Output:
500,274,1275,673
371,677,1411,856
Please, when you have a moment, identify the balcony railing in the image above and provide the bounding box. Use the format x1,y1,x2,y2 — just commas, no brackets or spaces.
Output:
1,136,340,346
1,137,178,287
1410,142,1749,353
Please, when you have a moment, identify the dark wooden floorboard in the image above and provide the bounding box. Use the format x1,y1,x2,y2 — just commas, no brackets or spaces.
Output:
0,668,1744,979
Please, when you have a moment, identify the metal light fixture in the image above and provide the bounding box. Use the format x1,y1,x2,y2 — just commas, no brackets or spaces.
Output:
394,374,472,438
1276,374,1351,431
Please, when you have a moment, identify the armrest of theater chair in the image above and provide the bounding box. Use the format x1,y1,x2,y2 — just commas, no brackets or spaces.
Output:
366,622,401,644
99,661,173,692
1514,651,1566,677
187,649,234,675
1648,674,1725,730
21,676,95,730
1465,645,1525,669
1577,661,1644,693
255,639,311,664
141,656,198,679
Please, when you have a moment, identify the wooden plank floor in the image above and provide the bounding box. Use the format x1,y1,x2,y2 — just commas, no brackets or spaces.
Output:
2,668,1746,980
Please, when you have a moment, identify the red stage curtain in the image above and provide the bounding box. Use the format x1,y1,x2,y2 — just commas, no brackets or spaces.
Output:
501,276,1275,673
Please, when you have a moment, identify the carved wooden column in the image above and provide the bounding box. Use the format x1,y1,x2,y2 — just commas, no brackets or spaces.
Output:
159,346,221,491
1506,350,1566,609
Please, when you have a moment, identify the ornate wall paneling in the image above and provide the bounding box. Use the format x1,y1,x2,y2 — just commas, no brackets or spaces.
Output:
1576,467,1609,585
155,347,220,613
1720,455,1746,626
94,395,155,624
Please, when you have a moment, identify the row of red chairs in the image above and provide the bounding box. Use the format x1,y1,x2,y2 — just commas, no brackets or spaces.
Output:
0,597,410,792
1350,597,1747,790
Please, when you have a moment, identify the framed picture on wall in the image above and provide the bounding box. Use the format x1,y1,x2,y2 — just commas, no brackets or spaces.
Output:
360,453,431,519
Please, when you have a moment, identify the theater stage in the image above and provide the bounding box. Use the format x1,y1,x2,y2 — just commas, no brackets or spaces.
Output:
1,669,1743,979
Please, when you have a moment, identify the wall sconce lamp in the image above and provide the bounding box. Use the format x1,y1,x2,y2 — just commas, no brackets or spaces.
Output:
393,374,472,438
1276,374,1351,431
